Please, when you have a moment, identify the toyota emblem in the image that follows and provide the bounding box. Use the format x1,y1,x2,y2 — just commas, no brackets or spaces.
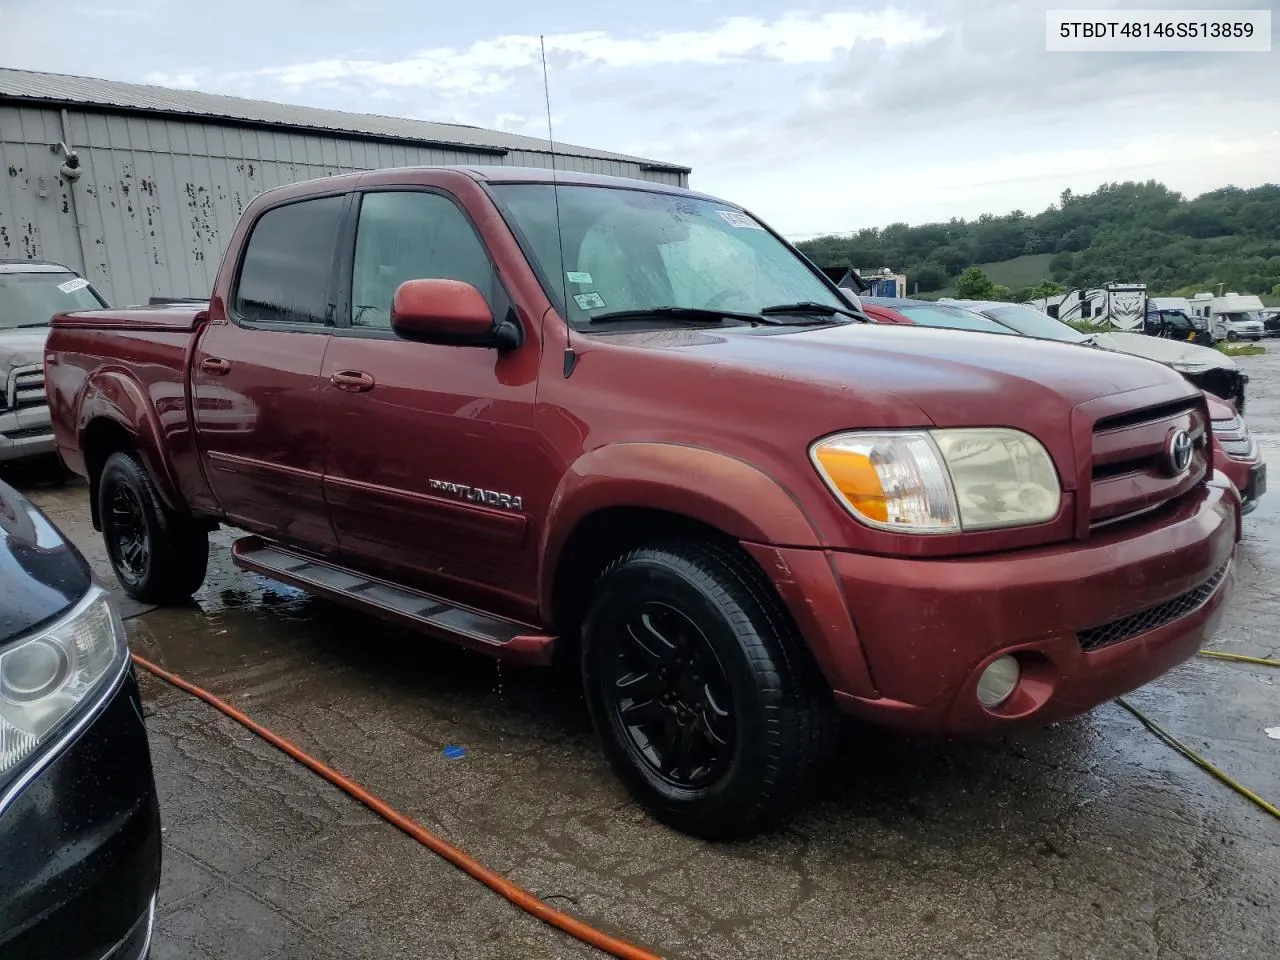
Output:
1168,429,1193,475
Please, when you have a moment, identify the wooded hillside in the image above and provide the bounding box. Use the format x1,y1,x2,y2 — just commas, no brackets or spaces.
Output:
796,181,1280,301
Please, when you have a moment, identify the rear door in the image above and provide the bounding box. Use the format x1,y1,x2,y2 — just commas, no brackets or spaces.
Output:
192,192,348,551
319,187,542,619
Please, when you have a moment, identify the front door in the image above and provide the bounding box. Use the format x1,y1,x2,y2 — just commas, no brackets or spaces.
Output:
320,188,543,619
192,193,346,552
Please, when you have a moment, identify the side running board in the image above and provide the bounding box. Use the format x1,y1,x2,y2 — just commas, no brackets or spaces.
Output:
231,536,555,666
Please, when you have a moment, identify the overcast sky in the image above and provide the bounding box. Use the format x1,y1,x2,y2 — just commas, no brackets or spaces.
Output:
1,0,1276,237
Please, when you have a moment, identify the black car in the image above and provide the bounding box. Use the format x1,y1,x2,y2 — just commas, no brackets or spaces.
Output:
1144,307,1213,347
0,478,160,960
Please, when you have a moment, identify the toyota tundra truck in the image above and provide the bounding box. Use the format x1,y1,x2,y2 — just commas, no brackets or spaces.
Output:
44,166,1239,839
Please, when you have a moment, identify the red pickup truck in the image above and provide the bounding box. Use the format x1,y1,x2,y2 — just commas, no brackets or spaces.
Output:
45,166,1239,838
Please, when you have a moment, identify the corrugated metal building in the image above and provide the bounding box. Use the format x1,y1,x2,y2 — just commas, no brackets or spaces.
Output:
0,68,691,306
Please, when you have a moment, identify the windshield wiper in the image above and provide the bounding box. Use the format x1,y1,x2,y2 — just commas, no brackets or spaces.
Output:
589,306,766,326
760,301,867,323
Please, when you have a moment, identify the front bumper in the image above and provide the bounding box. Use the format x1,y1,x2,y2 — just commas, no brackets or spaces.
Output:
1217,450,1265,515
0,669,162,960
0,404,55,463
748,479,1238,735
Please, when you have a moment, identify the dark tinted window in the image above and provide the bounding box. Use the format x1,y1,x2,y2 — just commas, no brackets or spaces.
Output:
350,191,498,329
234,195,344,325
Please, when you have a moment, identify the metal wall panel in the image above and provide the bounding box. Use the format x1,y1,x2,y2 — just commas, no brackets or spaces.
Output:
0,105,689,306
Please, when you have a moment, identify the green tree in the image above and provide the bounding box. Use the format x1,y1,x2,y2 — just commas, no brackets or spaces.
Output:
911,263,948,292
955,267,997,299
991,284,1013,301
1027,280,1067,300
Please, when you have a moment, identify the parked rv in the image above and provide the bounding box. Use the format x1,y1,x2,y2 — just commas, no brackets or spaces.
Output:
1190,292,1266,341
1030,283,1148,331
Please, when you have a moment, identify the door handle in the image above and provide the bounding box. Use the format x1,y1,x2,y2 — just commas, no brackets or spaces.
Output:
330,370,375,393
201,357,231,376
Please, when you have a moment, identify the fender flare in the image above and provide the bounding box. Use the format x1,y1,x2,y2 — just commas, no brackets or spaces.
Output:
538,442,823,616
78,368,184,515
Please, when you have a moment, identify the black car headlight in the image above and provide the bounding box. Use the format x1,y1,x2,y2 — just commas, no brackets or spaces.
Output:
0,587,129,793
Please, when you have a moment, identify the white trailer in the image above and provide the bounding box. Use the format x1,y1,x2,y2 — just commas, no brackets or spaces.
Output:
1030,283,1148,331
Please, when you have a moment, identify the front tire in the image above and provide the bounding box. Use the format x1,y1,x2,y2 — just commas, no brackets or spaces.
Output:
99,451,208,604
581,540,837,840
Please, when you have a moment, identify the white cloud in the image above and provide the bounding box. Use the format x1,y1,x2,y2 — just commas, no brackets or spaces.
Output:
236,9,942,97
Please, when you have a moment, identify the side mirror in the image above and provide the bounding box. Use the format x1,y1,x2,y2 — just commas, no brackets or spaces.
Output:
390,279,521,349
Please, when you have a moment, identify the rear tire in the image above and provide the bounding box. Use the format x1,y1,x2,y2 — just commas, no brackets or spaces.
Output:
99,451,208,603
581,539,837,840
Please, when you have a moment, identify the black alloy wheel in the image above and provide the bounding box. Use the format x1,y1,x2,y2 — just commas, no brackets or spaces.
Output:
98,451,209,604
107,483,150,586
605,599,735,790
581,539,838,840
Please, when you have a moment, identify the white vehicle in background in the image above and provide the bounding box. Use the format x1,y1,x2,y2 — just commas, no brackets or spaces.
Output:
1190,292,1266,341
1029,282,1148,331
1,260,108,469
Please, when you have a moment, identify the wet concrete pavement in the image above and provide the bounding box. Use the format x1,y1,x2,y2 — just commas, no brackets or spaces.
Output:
8,357,1280,960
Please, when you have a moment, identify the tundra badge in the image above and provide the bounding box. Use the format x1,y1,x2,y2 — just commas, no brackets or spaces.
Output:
428,479,523,512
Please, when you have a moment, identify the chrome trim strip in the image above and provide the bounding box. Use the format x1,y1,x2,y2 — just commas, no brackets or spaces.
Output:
0,587,132,818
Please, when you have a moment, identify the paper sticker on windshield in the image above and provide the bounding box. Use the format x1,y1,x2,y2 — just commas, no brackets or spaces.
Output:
566,271,593,284
57,277,90,294
573,292,606,310
716,210,764,230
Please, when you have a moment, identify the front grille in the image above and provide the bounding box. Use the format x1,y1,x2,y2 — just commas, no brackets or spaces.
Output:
1078,559,1230,652
6,365,46,411
1089,397,1208,526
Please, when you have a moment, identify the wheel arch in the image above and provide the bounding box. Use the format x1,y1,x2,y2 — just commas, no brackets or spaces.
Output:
77,370,184,529
540,442,824,640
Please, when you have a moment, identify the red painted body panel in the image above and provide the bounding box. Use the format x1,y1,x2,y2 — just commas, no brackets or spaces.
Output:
44,167,1240,734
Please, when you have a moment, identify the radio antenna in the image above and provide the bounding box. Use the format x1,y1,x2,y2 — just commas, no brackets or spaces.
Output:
539,35,572,361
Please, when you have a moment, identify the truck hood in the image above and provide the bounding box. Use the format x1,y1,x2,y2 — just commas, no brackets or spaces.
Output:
0,328,50,379
676,322,1194,426
1089,331,1237,372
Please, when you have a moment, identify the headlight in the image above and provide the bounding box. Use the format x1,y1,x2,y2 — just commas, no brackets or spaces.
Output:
0,587,128,785
810,428,1061,533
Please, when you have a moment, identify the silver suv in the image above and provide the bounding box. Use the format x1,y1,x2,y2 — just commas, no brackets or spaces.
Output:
1,261,108,466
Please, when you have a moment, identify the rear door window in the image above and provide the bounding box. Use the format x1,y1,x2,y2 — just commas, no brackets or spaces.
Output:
234,195,345,326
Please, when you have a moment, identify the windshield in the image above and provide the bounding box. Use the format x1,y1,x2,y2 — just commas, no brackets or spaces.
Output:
979,304,1090,343
0,271,106,330
893,304,1015,334
1221,312,1260,323
487,183,848,327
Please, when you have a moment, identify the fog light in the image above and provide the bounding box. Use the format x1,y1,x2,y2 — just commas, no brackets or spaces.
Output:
976,655,1020,708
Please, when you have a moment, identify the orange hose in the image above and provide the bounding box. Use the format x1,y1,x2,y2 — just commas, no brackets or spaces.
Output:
131,653,664,960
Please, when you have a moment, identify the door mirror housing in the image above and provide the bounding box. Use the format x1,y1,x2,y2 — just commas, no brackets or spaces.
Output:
390,279,521,349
